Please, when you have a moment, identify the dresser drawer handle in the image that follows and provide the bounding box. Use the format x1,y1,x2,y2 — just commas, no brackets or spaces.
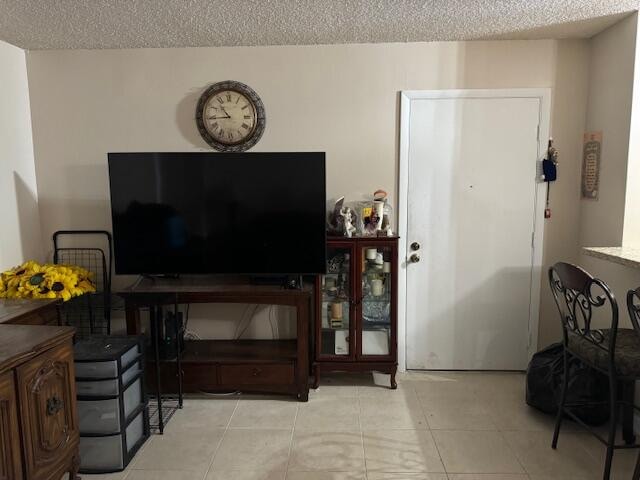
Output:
46,396,64,416
252,368,262,377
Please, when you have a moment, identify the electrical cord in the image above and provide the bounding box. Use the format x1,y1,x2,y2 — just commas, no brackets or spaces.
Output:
184,303,190,330
182,303,201,340
269,305,279,339
183,302,279,341
234,304,252,339
236,304,260,339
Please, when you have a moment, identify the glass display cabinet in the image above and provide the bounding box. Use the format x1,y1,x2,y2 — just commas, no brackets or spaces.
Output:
313,237,398,388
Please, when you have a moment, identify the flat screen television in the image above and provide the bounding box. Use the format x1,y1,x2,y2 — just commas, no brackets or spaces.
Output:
108,152,326,275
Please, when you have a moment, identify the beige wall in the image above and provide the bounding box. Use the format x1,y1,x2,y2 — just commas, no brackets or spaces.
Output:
537,40,591,348
579,14,640,331
25,40,559,248
581,14,637,249
0,39,41,271
25,39,589,344
625,14,640,248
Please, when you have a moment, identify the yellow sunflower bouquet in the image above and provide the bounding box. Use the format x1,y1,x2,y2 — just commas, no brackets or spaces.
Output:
0,261,96,302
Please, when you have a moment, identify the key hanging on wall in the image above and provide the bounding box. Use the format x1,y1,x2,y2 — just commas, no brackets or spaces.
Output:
542,138,558,218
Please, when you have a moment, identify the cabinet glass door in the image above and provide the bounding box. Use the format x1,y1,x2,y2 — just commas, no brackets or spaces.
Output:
359,244,393,357
319,246,353,357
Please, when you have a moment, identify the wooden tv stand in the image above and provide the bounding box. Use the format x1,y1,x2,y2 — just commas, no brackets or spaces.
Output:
120,276,311,401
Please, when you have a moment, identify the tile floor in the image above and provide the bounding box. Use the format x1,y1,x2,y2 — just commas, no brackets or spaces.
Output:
83,371,638,480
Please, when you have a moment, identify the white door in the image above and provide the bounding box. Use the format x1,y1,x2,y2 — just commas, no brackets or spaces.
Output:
404,93,544,371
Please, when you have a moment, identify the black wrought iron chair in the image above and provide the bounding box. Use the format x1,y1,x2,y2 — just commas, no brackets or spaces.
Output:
549,262,640,480
628,287,640,480
629,287,640,333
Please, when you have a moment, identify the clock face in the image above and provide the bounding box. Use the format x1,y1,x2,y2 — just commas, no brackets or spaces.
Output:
196,81,266,152
203,90,257,145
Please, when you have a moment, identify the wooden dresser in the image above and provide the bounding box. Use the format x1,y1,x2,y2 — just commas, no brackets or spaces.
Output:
0,300,79,480
0,299,60,327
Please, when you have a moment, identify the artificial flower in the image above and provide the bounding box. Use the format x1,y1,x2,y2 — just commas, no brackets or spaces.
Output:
0,261,96,301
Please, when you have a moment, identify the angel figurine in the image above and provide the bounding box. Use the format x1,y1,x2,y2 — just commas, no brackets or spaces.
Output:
327,197,347,235
341,206,357,237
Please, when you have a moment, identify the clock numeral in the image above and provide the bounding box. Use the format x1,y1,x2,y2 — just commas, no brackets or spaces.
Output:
210,122,218,130
226,93,232,102
228,132,233,140
235,96,240,104
241,104,249,110
243,115,251,119
216,96,224,104
241,123,250,130
219,128,224,136
237,130,242,137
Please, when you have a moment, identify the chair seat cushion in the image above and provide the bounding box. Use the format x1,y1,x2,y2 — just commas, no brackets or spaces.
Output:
568,328,640,378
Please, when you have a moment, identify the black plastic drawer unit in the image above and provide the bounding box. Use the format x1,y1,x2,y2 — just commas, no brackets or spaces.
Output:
74,335,150,474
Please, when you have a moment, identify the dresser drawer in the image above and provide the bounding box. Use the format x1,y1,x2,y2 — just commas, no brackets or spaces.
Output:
79,409,147,473
78,377,143,434
75,343,141,380
219,363,294,386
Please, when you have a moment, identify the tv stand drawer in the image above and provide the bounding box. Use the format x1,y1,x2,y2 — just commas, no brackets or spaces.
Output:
220,363,294,386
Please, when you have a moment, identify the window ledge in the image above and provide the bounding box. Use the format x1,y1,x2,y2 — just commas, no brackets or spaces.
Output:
583,246,640,269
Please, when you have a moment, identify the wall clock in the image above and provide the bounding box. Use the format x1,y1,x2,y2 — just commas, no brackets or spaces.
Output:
196,80,266,152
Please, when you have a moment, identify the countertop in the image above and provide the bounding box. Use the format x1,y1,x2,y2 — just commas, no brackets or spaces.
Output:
583,246,640,269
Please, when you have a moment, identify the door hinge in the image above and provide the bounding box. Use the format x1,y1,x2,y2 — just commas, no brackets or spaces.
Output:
536,124,540,141
531,232,535,248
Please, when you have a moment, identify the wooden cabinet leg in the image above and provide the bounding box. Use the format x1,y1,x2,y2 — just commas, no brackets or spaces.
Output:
312,364,320,389
70,452,81,480
390,368,398,390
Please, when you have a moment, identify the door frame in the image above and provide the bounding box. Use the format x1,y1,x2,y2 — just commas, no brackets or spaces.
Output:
397,88,551,371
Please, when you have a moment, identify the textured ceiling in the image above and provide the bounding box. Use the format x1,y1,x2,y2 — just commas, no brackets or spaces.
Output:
0,0,638,50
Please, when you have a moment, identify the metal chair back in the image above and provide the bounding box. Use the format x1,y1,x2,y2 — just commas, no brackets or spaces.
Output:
548,262,619,367
628,287,640,335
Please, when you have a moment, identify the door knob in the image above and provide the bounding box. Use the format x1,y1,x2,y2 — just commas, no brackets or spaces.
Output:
410,242,420,251
409,254,420,263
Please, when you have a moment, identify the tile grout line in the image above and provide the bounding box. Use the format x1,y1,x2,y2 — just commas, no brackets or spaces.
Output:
282,401,301,480
416,386,433,431
125,409,155,473
497,428,528,476
358,389,368,479
124,396,184,477
420,380,453,477
119,372,552,480
201,396,241,480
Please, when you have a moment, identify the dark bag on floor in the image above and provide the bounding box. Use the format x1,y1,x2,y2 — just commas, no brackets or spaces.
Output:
526,342,610,426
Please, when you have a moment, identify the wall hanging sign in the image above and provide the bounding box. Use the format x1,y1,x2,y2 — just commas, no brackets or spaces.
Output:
582,131,602,200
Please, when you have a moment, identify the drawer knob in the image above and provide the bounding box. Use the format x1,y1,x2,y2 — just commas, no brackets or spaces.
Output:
46,396,64,416
252,368,262,377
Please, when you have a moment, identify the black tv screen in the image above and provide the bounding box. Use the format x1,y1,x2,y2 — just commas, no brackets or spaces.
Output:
108,152,326,275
